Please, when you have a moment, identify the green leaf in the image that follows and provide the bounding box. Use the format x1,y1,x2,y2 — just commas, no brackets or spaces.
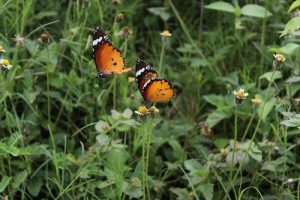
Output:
190,58,210,67
147,7,170,21
258,98,275,121
27,176,42,197
261,161,276,172
286,76,300,83
170,188,193,200
184,159,201,171
0,176,12,193
168,140,185,161
199,183,214,200
279,43,299,55
259,71,282,82
280,17,300,37
36,42,59,69
24,90,40,104
12,170,28,189
213,138,229,149
241,4,272,18
288,0,300,13
220,72,239,86
206,110,229,128
205,1,235,13
35,11,57,19
203,95,226,108
96,134,110,146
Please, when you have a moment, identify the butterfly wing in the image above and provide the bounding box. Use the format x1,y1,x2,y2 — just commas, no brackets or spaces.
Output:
92,27,131,77
135,60,158,93
142,78,176,103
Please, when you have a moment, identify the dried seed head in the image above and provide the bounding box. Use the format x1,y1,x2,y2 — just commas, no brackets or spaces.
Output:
82,0,90,8
117,26,132,38
199,122,213,138
115,13,124,22
40,33,50,44
112,0,122,5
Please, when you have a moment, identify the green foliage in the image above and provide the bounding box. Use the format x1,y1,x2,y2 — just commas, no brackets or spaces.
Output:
0,0,299,199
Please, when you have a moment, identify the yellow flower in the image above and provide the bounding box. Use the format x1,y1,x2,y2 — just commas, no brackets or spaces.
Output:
0,59,13,70
148,106,159,114
128,77,135,83
273,53,286,63
233,88,249,104
160,30,172,38
233,89,249,100
0,45,6,53
134,105,149,116
251,97,262,105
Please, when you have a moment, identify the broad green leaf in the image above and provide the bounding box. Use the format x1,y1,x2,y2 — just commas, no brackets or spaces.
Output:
191,58,210,67
203,95,226,108
220,72,239,86
168,140,185,161
24,90,40,104
241,4,272,18
147,7,170,21
279,43,299,55
199,183,214,200
184,159,201,171
280,17,300,37
96,134,110,146
258,98,275,121
27,177,42,197
0,176,12,193
286,76,300,83
205,1,235,13
288,0,300,13
36,42,59,69
170,188,193,200
206,110,229,128
249,152,262,162
261,161,276,172
213,138,229,149
259,71,282,82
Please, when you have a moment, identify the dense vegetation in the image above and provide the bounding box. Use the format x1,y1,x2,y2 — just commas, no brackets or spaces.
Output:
0,0,299,199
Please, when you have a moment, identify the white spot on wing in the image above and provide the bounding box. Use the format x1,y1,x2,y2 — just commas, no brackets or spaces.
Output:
136,68,145,77
92,37,102,46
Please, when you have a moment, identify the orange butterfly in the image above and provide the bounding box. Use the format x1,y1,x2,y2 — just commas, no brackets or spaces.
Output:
92,27,132,78
135,60,176,103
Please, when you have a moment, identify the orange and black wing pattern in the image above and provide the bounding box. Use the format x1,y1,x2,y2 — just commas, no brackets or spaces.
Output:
135,60,175,103
135,60,158,93
92,27,131,78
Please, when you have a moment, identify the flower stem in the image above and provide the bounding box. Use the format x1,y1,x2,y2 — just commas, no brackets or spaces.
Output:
224,68,276,199
158,40,166,75
225,105,238,198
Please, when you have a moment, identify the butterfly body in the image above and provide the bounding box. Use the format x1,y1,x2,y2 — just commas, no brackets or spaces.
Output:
92,27,131,77
135,60,175,103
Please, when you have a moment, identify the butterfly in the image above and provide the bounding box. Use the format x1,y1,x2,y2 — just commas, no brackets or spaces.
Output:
92,27,132,78
135,59,176,103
